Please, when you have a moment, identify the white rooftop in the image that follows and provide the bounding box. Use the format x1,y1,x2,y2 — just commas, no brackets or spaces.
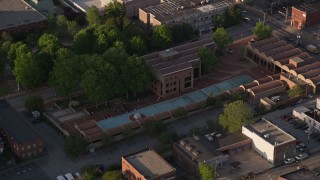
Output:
68,0,112,12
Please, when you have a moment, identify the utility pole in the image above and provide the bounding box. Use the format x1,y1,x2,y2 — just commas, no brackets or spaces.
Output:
285,7,288,24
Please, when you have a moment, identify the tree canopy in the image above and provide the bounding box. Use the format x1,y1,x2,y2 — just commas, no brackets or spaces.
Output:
128,36,147,56
24,95,44,112
199,163,215,180
224,6,242,27
152,25,173,50
64,135,86,158
170,23,194,44
219,100,253,133
81,55,117,103
253,22,272,40
102,170,123,180
87,6,101,26
38,33,60,57
211,28,233,49
287,84,304,98
199,47,219,74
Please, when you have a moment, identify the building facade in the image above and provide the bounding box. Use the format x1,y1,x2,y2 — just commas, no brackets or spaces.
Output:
291,3,320,29
139,0,234,31
242,118,296,165
142,38,214,98
292,102,320,132
0,99,44,159
122,148,176,180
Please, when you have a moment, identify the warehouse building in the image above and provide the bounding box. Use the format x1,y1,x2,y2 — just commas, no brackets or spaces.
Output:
291,2,320,29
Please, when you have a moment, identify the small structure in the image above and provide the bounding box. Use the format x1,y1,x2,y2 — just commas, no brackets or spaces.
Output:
122,148,176,180
133,113,142,120
217,132,252,153
242,118,296,165
173,136,228,174
278,168,319,180
0,99,44,159
291,2,320,28
293,100,320,131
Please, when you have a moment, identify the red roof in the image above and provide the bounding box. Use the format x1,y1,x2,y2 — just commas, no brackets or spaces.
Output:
249,80,285,94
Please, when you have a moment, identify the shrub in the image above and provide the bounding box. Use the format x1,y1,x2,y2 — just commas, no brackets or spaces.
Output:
172,107,187,118
158,131,178,145
24,95,44,112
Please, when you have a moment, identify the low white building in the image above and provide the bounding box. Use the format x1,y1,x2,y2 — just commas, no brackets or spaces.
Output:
242,118,296,165
292,98,320,131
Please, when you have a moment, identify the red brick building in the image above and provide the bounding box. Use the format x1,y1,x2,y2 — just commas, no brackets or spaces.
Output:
0,99,44,159
142,38,214,98
291,3,320,29
0,0,47,35
122,148,176,180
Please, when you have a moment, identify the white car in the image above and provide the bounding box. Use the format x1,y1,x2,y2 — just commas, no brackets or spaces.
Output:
284,158,295,164
193,135,200,141
205,134,213,141
295,153,309,161
56,176,67,180
65,173,74,180
225,48,234,54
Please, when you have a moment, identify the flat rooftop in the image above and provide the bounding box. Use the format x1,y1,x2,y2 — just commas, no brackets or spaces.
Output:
0,99,42,144
245,119,295,145
67,0,111,12
124,148,175,178
279,168,319,180
142,38,214,79
293,2,320,13
0,0,46,31
174,136,221,164
142,0,233,22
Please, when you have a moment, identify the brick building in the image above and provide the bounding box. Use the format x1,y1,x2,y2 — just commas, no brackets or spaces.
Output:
122,148,176,180
242,118,296,165
0,99,44,159
0,0,47,35
142,38,214,98
278,168,319,180
291,2,320,29
139,0,234,31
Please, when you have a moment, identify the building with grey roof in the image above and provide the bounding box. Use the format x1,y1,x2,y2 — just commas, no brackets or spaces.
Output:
139,0,235,31
122,148,176,180
0,99,44,159
278,168,320,180
0,0,47,34
242,118,296,165
142,38,214,98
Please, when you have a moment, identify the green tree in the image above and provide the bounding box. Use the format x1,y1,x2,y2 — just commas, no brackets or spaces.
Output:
105,0,124,18
158,131,178,145
211,28,233,49
219,100,253,133
128,36,147,55
51,54,83,97
13,44,44,89
87,6,101,25
24,95,44,112
73,27,97,54
253,22,272,40
81,55,117,105
38,33,60,57
64,135,86,158
101,133,112,147
213,15,224,28
199,47,219,74
1,32,13,42
199,163,215,180
121,55,150,98
102,170,123,180
224,6,242,27
152,25,173,50
287,84,304,98
170,23,194,44
7,41,23,67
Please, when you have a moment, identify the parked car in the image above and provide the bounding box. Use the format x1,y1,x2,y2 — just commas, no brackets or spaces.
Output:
225,48,234,54
65,173,74,180
32,117,42,124
284,158,295,164
56,176,67,180
285,37,294,42
205,134,213,141
295,153,309,161
299,125,309,130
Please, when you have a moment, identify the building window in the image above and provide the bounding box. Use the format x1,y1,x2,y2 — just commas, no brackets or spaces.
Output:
166,90,169,94
173,81,176,85
166,83,169,87
28,152,31,156
22,147,25,151
173,88,177,91
185,76,191,82
27,145,30,149
185,82,191,88
33,144,36,148
22,154,25,158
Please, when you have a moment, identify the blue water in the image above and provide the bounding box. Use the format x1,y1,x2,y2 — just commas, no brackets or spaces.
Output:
97,75,254,130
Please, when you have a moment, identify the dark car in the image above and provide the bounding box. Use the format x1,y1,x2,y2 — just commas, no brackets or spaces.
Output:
32,117,42,124
290,120,299,125
300,125,309,130
294,122,306,129
285,37,294,42
311,132,320,138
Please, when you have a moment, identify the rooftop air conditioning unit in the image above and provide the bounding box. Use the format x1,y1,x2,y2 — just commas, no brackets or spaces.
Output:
264,134,270,139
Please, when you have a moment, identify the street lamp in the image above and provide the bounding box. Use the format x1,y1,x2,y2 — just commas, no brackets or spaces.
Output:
270,2,277,15
296,33,301,45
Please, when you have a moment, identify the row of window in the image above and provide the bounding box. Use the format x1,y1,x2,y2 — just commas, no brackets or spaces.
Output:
21,149,43,158
14,143,41,151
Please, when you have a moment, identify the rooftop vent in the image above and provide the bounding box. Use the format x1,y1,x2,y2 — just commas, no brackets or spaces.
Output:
180,140,186,145
192,151,199,157
264,134,270,139
186,145,193,151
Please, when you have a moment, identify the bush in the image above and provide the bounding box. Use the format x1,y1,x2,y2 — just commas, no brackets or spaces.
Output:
172,107,187,118
158,131,178,145
143,121,165,137
102,170,123,180
24,95,44,112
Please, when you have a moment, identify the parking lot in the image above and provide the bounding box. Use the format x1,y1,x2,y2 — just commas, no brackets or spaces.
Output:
0,162,49,180
263,98,320,157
